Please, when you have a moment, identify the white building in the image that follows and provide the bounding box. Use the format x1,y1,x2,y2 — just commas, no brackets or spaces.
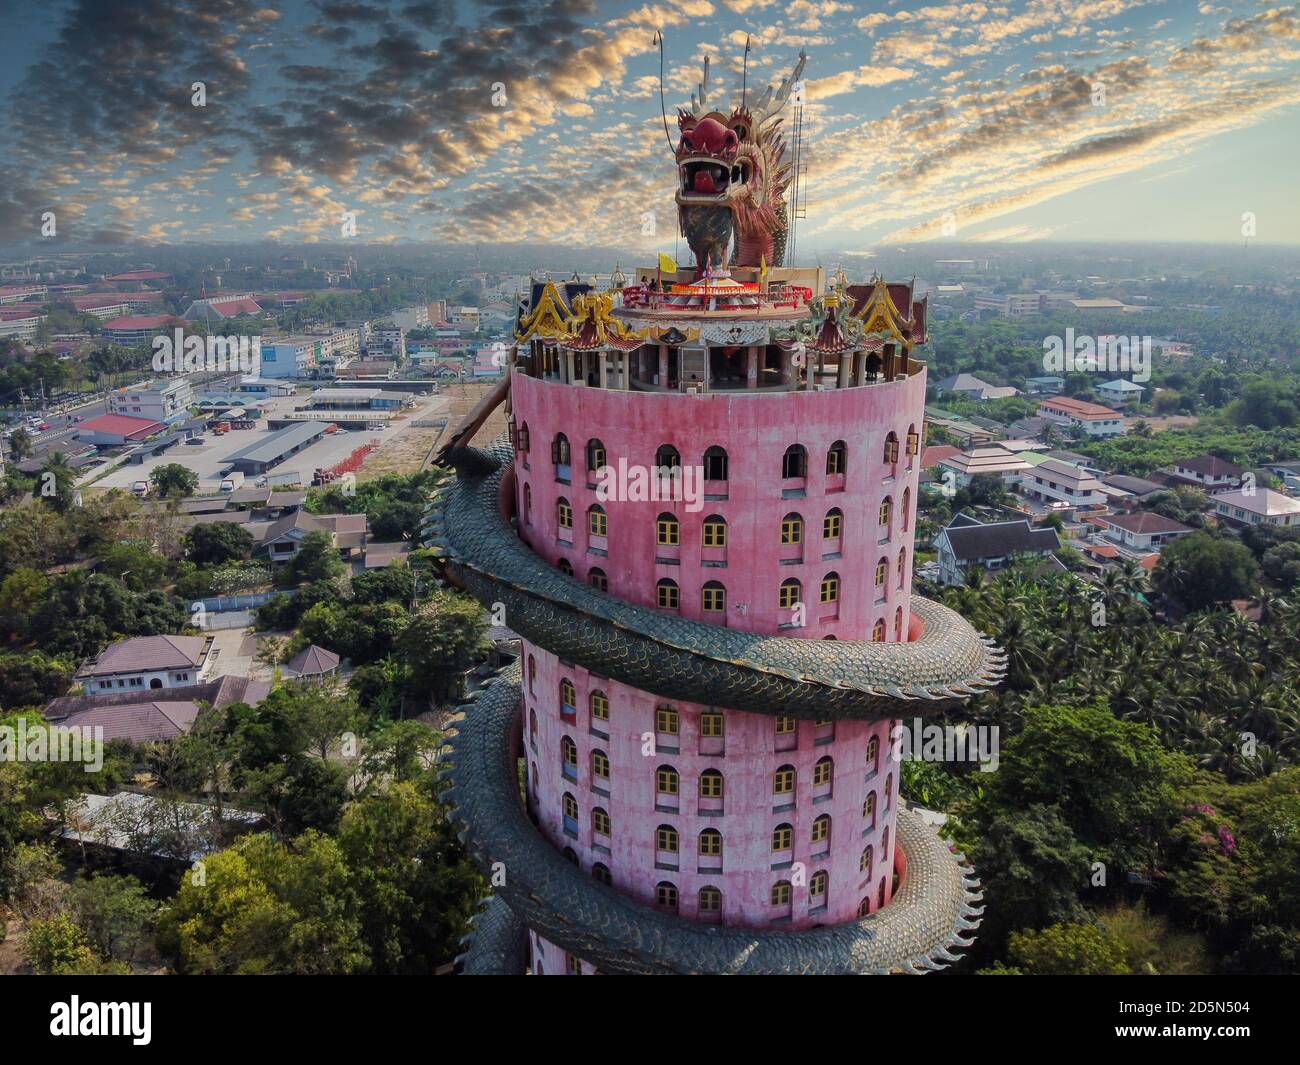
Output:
1037,396,1127,438
1096,379,1145,408
1019,457,1107,508
389,306,429,331
106,378,195,424
260,336,321,378
75,635,216,694
1213,488,1300,529
1100,511,1194,551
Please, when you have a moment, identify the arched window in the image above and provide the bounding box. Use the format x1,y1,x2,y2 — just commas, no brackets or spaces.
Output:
820,572,840,604
562,736,577,778
895,605,904,640
823,507,842,541
592,862,612,886
523,482,532,524
590,690,609,722
702,515,727,548
875,557,888,588
771,880,793,906
591,748,609,781
872,619,886,641
810,870,829,904
553,432,571,474
585,437,606,472
860,845,874,876
701,581,726,614
879,496,893,528
560,678,576,712
906,424,920,460
867,737,880,776
557,496,573,529
589,567,608,592
782,444,807,479
812,813,831,846
566,954,582,976
779,578,802,610
655,444,680,470
882,827,890,860
813,755,834,789
557,558,573,576
773,764,796,796
656,512,679,546
656,882,678,911
563,792,578,821
698,828,723,859
699,886,722,917
826,440,846,475
699,769,724,799
562,846,578,865
588,504,607,537
897,549,906,588
656,578,679,610
864,791,877,827
656,765,679,796
703,445,728,481
528,654,536,693
780,512,803,545
592,806,610,836
655,704,679,736
771,823,793,851
517,421,530,453
656,824,679,853
858,897,871,917
528,708,537,745
885,774,894,809
901,486,911,531
883,432,899,464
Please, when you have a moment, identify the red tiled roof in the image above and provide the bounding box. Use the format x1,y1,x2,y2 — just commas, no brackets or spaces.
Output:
77,635,208,677
102,315,179,330
1039,395,1121,419
58,701,202,743
1103,511,1192,535
921,445,961,469
79,413,166,439
105,270,171,282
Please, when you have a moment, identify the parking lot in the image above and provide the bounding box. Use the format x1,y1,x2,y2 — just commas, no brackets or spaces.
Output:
84,391,449,492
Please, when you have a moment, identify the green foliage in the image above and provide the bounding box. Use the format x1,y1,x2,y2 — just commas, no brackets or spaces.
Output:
65,873,156,964
397,590,490,705
1154,531,1258,612
155,831,369,975
1003,922,1131,975
308,471,441,541
23,912,96,975
100,540,169,592
150,463,200,499
185,522,254,566
0,652,75,709
282,530,346,585
0,568,49,642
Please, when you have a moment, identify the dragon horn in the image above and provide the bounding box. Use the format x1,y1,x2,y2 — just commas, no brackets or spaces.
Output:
751,50,808,126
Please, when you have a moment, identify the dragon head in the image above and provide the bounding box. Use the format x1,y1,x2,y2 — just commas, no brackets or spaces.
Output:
673,51,807,269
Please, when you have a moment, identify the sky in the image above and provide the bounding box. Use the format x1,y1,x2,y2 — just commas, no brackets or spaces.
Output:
0,0,1297,256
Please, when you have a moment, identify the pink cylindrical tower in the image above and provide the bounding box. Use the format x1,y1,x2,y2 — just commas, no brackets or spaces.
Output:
504,272,934,973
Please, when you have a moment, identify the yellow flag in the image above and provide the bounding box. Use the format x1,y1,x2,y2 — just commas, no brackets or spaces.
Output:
759,254,768,281
658,252,677,275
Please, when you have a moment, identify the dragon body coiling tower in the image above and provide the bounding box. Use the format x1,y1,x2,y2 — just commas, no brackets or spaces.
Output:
428,55,1004,975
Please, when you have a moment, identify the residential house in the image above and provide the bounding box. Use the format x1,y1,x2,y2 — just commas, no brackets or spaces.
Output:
1213,488,1300,528
1100,511,1194,551
74,635,217,694
1037,395,1127,438
933,515,1062,585
1019,457,1108,509
1095,379,1145,407
1166,454,1245,490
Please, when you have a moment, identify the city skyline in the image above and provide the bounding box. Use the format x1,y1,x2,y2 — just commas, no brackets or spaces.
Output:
0,0,1297,253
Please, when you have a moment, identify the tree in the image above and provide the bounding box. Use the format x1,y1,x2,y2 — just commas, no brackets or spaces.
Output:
0,567,48,642
65,873,156,965
1003,923,1131,975
1154,531,1258,612
7,427,32,463
283,530,345,584
35,452,77,513
186,522,254,566
337,781,483,973
101,541,169,592
0,653,76,708
155,832,368,974
150,462,199,499
397,591,490,707
22,912,95,975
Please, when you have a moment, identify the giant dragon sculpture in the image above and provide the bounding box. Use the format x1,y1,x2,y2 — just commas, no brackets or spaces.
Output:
675,51,806,274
